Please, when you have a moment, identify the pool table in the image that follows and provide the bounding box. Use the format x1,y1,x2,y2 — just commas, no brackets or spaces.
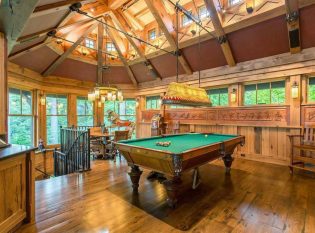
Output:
115,133,245,207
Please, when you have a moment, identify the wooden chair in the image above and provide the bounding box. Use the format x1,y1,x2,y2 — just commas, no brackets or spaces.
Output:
288,125,315,173
106,130,129,161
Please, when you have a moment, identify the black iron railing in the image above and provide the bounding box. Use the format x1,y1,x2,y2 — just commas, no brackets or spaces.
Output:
53,126,91,177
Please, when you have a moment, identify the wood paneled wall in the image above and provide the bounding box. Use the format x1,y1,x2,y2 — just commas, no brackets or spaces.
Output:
136,48,315,166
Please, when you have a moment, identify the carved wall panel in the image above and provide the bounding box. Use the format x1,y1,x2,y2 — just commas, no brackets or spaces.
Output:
302,106,315,125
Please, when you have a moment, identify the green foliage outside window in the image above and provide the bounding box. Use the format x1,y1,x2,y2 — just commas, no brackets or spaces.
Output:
77,97,93,126
46,94,68,145
244,81,285,105
308,77,315,102
207,88,228,107
8,88,33,146
146,96,161,110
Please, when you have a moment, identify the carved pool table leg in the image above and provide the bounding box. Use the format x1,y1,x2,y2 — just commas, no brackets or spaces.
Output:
128,165,143,193
222,154,234,174
162,176,182,208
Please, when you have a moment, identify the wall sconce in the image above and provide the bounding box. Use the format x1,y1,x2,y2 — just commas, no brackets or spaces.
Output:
230,88,237,103
291,81,299,99
136,98,140,108
101,95,106,103
40,95,46,106
97,101,102,108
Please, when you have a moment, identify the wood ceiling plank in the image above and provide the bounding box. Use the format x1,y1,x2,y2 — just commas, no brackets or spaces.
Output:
0,0,40,53
109,0,130,9
107,19,138,86
204,0,236,67
109,10,161,79
144,0,193,75
42,23,98,77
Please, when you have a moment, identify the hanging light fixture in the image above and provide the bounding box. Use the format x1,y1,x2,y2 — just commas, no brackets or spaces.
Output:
291,81,299,99
162,1,211,107
86,15,124,103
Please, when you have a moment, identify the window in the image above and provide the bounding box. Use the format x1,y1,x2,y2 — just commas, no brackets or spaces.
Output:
77,97,93,126
85,38,95,49
308,77,315,102
106,42,116,52
244,81,286,105
146,96,161,110
229,0,242,6
8,88,33,146
148,29,156,41
46,94,68,145
181,12,193,27
198,5,209,20
207,88,229,106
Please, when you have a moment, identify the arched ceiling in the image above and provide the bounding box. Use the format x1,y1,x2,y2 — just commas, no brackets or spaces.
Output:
2,0,315,86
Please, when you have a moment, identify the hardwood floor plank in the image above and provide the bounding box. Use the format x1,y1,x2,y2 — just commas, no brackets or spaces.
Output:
18,158,315,233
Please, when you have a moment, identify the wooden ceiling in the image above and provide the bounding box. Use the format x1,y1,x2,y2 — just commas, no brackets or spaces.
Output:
1,0,315,86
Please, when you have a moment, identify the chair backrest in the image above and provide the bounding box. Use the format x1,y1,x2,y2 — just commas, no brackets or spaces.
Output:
302,125,315,143
114,130,129,142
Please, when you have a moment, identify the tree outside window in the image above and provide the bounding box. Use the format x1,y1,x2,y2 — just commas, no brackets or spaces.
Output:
146,96,161,109
308,77,315,102
8,88,33,146
244,81,285,105
46,94,68,145
207,88,229,106
77,97,93,126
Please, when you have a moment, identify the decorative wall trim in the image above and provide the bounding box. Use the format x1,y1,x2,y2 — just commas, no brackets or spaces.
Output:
302,105,315,124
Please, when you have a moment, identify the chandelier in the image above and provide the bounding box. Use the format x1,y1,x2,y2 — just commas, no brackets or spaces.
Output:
88,84,123,102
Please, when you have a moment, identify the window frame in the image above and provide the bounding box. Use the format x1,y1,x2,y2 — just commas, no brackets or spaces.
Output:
181,11,193,27
243,80,287,106
148,28,157,41
106,42,116,52
8,87,34,146
85,38,95,49
76,96,94,127
146,95,161,110
206,87,229,107
45,94,68,145
228,0,243,7
198,5,209,20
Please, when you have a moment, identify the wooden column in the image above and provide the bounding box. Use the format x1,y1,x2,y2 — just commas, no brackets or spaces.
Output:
68,94,77,127
94,100,104,126
136,96,145,138
37,90,47,146
289,75,302,126
228,83,241,107
0,32,8,141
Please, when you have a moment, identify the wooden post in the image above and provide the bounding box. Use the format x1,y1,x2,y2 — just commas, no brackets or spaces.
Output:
136,96,145,138
68,94,77,126
0,32,8,141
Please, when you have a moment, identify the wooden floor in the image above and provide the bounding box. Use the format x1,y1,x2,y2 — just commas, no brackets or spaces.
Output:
18,158,315,233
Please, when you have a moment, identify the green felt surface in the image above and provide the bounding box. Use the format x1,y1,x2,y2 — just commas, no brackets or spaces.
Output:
118,133,237,154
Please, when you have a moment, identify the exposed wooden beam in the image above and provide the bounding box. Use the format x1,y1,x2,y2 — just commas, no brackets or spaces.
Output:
107,19,138,86
97,22,104,84
122,9,144,31
0,0,40,53
42,23,98,77
285,0,301,54
144,0,193,75
204,0,236,67
109,10,161,79
31,0,92,18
